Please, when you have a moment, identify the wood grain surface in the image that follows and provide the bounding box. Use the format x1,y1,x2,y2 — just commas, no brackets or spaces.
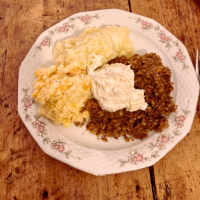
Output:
0,0,199,199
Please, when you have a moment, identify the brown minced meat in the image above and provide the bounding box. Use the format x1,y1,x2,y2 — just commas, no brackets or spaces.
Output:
80,53,177,142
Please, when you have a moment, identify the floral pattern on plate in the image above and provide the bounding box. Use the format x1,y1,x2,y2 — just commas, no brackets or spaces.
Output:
18,9,199,175
132,17,189,70
33,13,100,57
22,87,81,160
118,101,190,167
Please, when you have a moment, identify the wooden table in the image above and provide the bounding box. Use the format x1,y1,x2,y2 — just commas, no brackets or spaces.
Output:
0,0,200,199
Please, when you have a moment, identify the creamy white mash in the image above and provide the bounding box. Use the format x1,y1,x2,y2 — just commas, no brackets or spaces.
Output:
33,26,134,127
33,65,91,127
53,26,134,74
89,62,148,112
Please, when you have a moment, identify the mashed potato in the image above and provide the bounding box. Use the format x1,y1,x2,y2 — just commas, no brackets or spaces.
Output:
33,65,91,127
53,26,134,73
33,26,134,127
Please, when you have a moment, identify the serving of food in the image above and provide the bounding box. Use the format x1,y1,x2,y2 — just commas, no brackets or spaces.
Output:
32,25,177,142
18,9,199,175
32,26,134,128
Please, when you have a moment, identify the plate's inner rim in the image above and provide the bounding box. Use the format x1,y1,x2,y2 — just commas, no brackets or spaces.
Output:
18,9,199,174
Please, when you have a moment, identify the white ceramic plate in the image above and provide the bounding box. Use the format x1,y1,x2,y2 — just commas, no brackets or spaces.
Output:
18,9,199,175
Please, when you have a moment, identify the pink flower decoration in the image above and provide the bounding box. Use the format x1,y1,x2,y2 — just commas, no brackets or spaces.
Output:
147,23,152,29
128,156,135,163
81,16,87,22
44,36,51,42
24,95,31,101
57,145,65,152
178,115,186,122
41,40,48,46
165,37,171,42
34,121,40,127
175,121,183,128
141,21,147,27
38,125,45,133
157,142,165,149
161,135,169,143
135,154,143,162
179,57,185,63
58,27,66,32
160,33,166,41
51,141,58,149
63,23,69,28
86,15,91,21
24,100,32,108
176,52,183,58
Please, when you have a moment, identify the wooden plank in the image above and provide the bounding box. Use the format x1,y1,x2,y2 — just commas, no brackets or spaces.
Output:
130,0,200,199
100,170,153,199
153,115,200,199
106,190,153,200
116,192,153,200
130,0,164,23
0,0,154,200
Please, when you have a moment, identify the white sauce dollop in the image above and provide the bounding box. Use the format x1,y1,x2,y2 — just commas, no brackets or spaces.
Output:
88,56,148,112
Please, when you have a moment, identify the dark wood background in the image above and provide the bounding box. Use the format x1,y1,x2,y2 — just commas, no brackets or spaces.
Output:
0,0,200,199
